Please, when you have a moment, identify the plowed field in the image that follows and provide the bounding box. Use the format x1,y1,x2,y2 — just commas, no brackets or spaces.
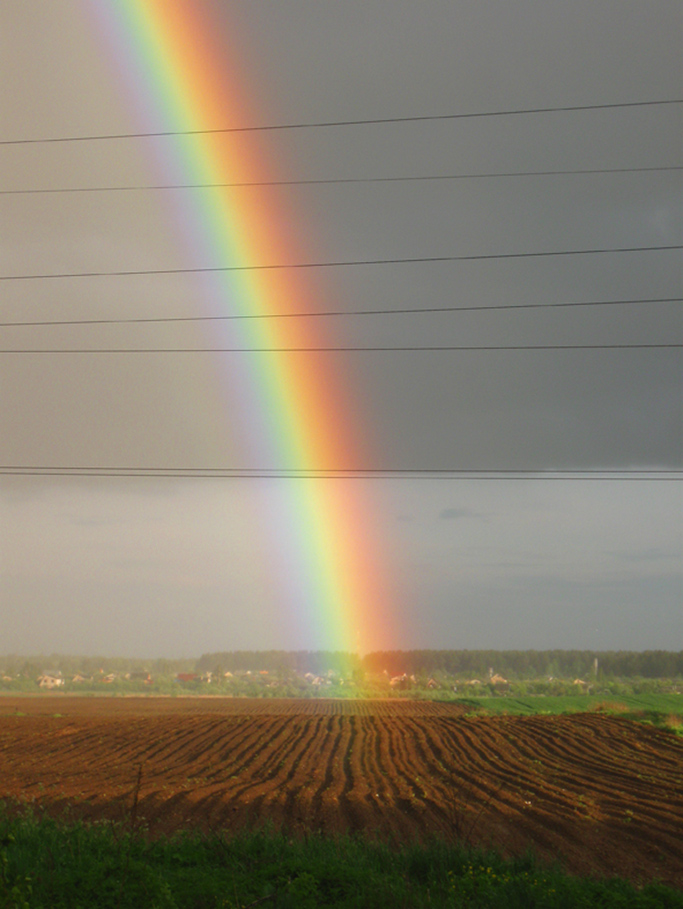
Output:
1,697,681,887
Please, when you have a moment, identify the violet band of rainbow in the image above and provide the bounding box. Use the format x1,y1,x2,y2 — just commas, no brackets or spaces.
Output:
88,0,395,653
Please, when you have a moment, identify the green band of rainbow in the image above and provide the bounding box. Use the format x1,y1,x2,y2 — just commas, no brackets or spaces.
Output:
90,0,395,653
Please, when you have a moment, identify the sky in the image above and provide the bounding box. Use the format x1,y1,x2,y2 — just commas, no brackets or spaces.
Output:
0,0,681,658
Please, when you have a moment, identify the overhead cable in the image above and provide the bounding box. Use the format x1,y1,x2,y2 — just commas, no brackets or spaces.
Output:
1,245,679,283
1,165,680,195
0,467,680,480
0,297,678,328
1,344,678,354
1,99,679,146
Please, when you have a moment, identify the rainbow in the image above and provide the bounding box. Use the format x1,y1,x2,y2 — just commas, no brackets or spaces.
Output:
90,0,394,653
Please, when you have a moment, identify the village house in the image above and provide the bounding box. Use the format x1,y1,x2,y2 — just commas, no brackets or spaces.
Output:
390,674,411,690
37,671,64,689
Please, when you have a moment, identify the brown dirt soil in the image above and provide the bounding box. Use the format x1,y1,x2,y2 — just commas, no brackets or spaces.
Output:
1,697,681,887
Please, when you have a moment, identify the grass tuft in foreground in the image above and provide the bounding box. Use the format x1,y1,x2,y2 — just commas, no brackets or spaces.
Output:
0,804,681,908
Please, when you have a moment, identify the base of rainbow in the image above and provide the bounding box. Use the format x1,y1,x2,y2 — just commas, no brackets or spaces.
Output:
90,0,395,653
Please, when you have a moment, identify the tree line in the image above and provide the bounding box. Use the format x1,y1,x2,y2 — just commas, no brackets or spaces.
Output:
3,649,681,680
197,650,683,680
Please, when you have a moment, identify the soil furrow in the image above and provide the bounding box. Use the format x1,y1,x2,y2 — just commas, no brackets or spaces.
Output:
1,698,682,888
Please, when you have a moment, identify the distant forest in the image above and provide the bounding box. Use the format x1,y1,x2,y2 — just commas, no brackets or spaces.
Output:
196,650,683,680
3,649,681,680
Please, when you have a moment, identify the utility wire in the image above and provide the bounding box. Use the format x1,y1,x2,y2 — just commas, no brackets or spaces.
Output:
0,297,678,329
0,467,679,480
1,245,679,282
1,165,680,196
1,99,679,146
3,467,676,473
1,344,678,354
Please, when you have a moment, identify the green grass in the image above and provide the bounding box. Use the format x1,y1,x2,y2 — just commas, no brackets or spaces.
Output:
456,693,683,724
1,805,681,908
604,693,683,713
456,696,591,715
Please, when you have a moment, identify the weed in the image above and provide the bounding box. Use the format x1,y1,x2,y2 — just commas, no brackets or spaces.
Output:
665,714,683,735
129,762,144,833
0,806,682,908
589,700,629,713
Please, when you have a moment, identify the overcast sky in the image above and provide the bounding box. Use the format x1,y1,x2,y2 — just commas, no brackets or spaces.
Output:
1,1,681,657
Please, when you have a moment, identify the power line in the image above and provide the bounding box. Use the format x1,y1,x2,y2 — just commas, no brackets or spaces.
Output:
1,245,679,283
1,99,679,146
4,466,677,473
1,344,678,354
1,165,680,196
0,467,679,480
0,297,677,329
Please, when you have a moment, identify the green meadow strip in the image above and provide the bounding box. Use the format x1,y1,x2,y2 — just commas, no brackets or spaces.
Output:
458,693,683,726
1,804,681,908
